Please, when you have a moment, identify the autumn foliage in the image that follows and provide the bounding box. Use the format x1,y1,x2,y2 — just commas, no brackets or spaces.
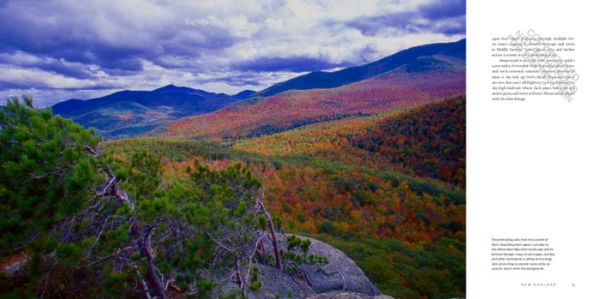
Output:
104,96,466,298
160,69,465,140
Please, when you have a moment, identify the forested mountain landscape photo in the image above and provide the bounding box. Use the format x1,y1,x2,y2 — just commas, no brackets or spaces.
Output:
0,1,466,298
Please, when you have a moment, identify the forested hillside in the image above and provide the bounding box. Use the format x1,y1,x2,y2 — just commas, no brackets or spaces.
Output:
2,93,465,298
51,85,245,139
160,65,464,141
234,96,465,187
158,39,464,141
2,38,466,298
105,96,466,298
255,39,465,97
2,99,372,298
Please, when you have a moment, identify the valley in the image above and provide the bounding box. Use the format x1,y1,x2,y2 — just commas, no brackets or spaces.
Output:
3,39,465,298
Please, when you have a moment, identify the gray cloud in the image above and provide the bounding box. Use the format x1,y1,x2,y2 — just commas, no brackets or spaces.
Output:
0,52,95,79
233,56,352,73
420,0,466,20
0,0,465,106
0,1,240,72
346,0,465,37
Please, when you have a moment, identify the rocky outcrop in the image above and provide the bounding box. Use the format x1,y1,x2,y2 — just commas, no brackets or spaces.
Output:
307,291,394,299
221,234,386,299
295,236,380,296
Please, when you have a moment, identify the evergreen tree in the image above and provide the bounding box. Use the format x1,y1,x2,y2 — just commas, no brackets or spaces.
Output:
1,97,316,298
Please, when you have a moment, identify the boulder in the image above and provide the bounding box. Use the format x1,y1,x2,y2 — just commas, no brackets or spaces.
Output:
308,291,394,299
231,234,385,299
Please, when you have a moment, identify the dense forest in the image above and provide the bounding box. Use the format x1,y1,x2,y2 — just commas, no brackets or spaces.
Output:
111,96,466,298
1,95,465,298
160,70,465,141
0,98,332,298
234,96,465,187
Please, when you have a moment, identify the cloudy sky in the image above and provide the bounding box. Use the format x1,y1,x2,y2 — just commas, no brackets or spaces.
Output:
0,0,465,107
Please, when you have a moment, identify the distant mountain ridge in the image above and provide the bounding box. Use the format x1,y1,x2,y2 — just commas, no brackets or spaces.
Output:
51,84,254,139
232,89,257,99
161,39,465,140
51,39,464,140
256,39,465,97
53,84,234,118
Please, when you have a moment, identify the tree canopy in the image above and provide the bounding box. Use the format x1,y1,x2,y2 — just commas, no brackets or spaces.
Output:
0,97,319,298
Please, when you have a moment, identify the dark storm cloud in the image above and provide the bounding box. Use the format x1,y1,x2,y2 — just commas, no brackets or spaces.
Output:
419,0,466,20
233,56,351,73
0,0,465,106
0,78,114,91
346,0,465,37
0,0,239,73
0,53,94,79
0,81,31,90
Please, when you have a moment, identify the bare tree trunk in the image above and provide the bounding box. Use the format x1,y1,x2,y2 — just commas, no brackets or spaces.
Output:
132,220,167,299
92,147,166,298
235,258,246,296
266,213,282,270
256,188,282,270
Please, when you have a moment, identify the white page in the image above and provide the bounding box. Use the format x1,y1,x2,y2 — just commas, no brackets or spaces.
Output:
467,0,600,297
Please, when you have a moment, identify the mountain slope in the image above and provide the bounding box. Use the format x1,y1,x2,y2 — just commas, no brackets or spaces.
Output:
160,39,465,140
256,39,465,97
51,84,242,139
232,89,257,99
234,96,465,187
106,105,466,297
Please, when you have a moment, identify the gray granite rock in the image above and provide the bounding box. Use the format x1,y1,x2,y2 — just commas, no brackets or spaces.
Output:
239,234,385,299
296,236,381,296
307,291,394,299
